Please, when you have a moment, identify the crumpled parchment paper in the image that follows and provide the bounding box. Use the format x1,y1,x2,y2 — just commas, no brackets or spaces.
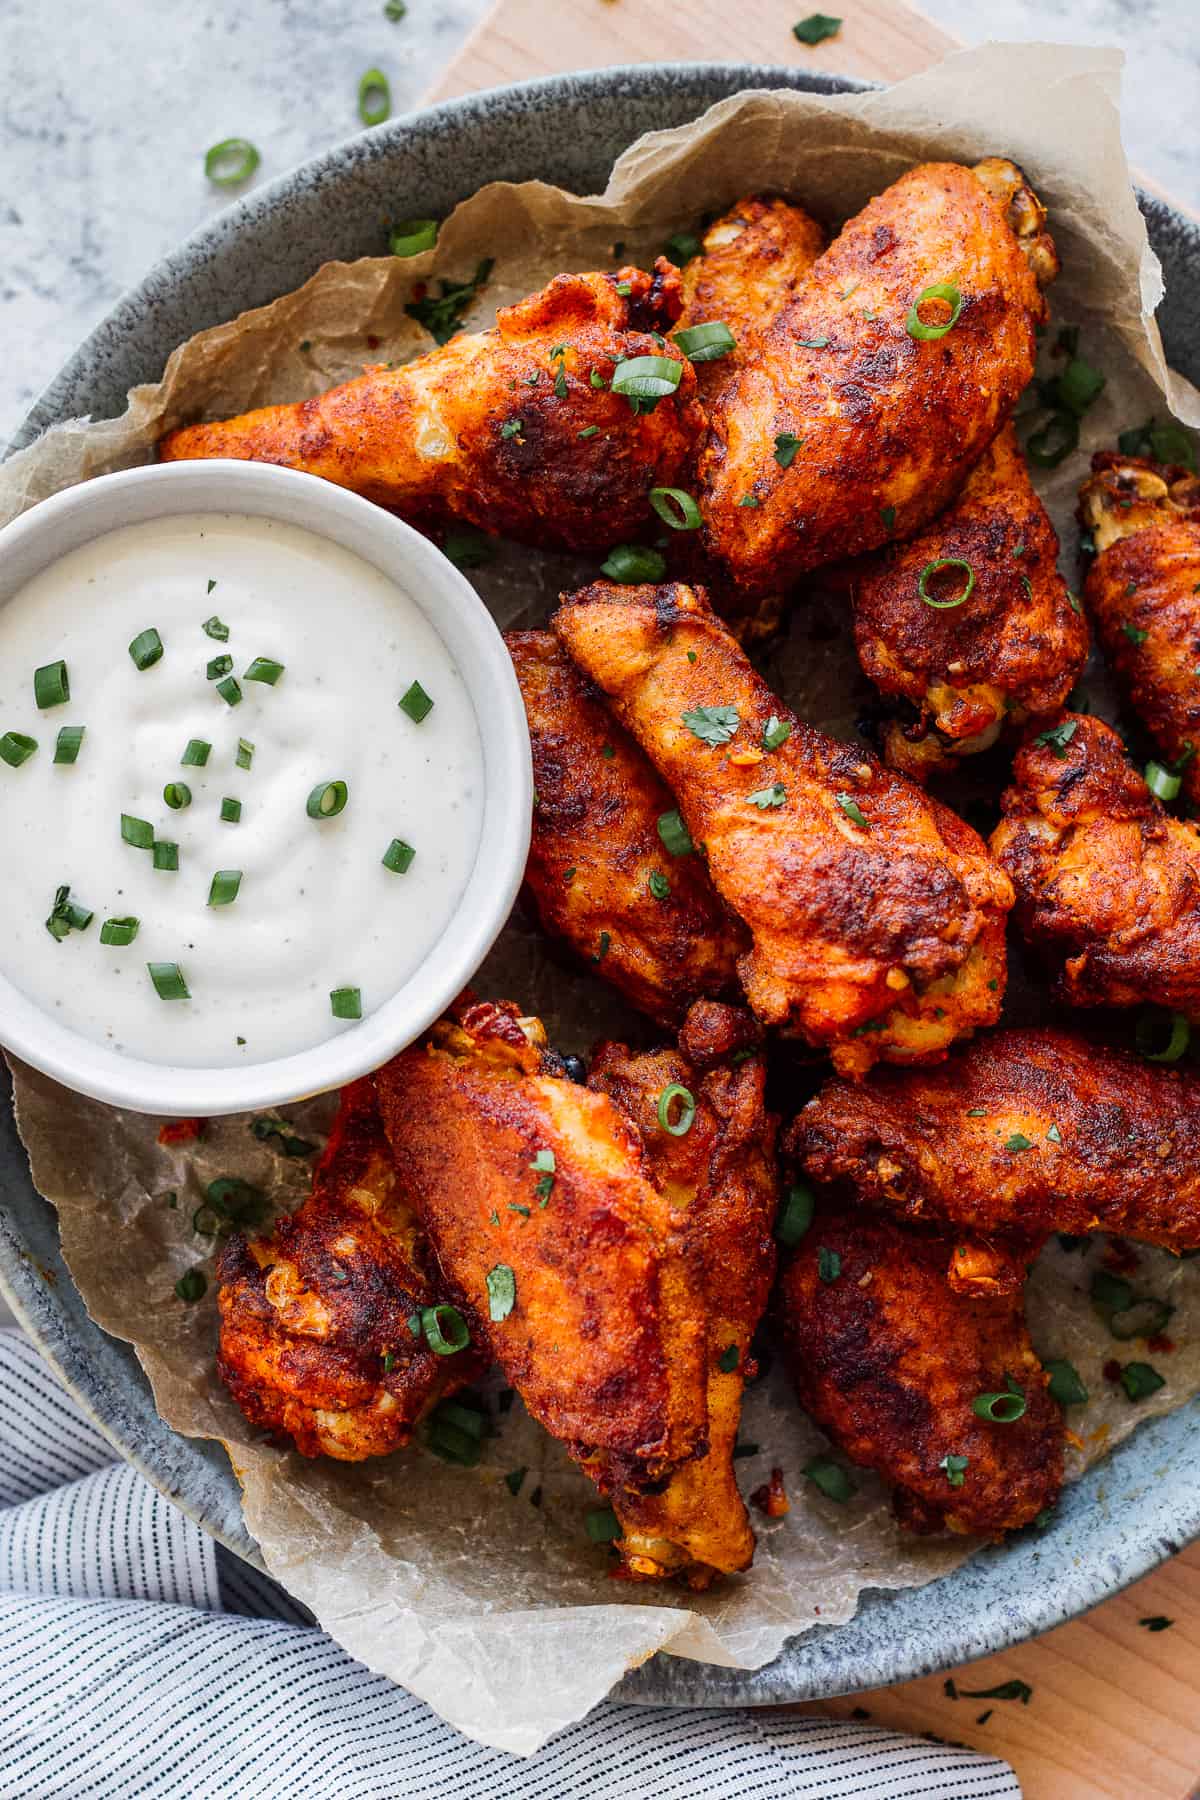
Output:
3,41,1200,1757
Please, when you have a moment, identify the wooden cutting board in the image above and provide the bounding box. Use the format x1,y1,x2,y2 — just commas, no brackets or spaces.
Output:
428,8,1200,1795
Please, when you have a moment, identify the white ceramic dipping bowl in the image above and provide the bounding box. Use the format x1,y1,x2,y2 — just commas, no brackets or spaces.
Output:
0,461,532,1115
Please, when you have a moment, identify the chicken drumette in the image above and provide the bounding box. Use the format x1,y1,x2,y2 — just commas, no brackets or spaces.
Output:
776,1201,1062,1536
553,579,1012,1075
791,1025,1200,1251
694,159,1057,598
217,1079,482,1459
1079,451,1200,808
990,711,1200,1016
507,630,747,1027
160,263,701,553
850,423,1088,782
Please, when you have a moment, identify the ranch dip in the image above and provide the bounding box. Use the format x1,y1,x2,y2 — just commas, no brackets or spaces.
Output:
0,512,484,1066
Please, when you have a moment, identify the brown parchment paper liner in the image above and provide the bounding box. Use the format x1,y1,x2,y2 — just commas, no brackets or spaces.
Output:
3,43,1200,1756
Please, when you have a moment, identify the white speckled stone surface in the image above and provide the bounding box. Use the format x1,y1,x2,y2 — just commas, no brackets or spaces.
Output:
2,0,1197,451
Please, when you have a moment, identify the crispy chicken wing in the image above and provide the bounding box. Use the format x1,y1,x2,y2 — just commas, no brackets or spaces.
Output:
588,1003,777,1584
216,1079,481,1459
373,999,708,1495
694,159,1055,598
553,580,1012,1075
506,630,747,1026
850,424,1088,781
1079,452,1200,806
776,1201,1062,1536
791,1025,1200,1251
160,264,701,553
991,711,1200,1014
677,196,827,386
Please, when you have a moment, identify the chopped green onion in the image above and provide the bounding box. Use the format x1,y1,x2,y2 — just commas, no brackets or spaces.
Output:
215,676,242,706
578,425,600,440
1090,1269,1133,1312
880,504,897,531
153,840,179,872
918,557,976,609
939,1453,969,1488
776,1182,815,1247
45,884,93,942
905,282,963,341
504,1467,526,1496
236,738,254,770
817,1246,841,1283
426,1410,483,1466
163,782,191,810
399,680,434,723
357,67,391,127
1026,411,1080,468
330,986,362,1019
1055,357,1106,418
717,1342,740,1374
600,544,666,584
204,138,260,187
972,1386,1027,1423
774,431,803,468
835,792,869,828
420,1303,470,1355
128,628,163,671
175,1269,207,1302
53,726,85,765
208,870,242,907
99,916,140,947
610,355,683,400
500,419,523,440
121,814,154,850
747,782,786,809
220,797,241,824
1122,622,1148,646
389,218,438,258
442,528,493,568
34,660,69,709
762,715,791,751
206,654,233,680
245,657,284,686
1145,759,1182,802
1003,1132,1033,1152
1045,1359,1088,1406
486,1263,516,1322
202,616,229,641
585,1507,621,1544
382,837,416,873
792,12,842,43
1119,1361,1165,1402
648,870,670,901
649,487,702,531
673,321,736,362
307,779,348,819
1109,1297,1174,1341
182,738,211,766
1135,1008,1190,1063
148,961,190,1001
803,1456,856,1501
0,731,38,768
682,703,739,747
665,231,702,265
657,1083,696,1136
657,809,694,857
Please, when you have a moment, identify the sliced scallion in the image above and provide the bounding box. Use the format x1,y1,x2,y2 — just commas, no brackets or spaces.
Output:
207,869,242,907
486,1263,516,1322
611,355,682,400
121,814,154,850
673,320,736,362
357,67,391,128
245,656,284,686
163,782,191,810
382,837,416,873
206,654,233,681
600,544,666,584
0,732,38,768
906,281,963,341
656,1083,696,1136
1145,759,1182,802
649,486,702,531
220,797,242,824
307,780,348,819
657,809,694,857
153,840,179,872
236,738,254,770
1119,1361,1166,1401
776,1182,814,1246
972,1386,1027,1423
53,725,85,765
100,916,140,947
128,628,163,671
330,986,362,1019
147,961,190,1001
421,1302,469,1354
202,616,229,641
182,738,211,767
34,660,69,708
918,557,976,609
585,1507,621,1544
215,676,242,706
803,1456,857,1502
1135,1008,1190,1063
399,680,433,723
389,218,438,258
204,138,259,187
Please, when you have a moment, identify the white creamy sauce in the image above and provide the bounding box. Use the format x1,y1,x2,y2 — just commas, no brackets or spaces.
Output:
0,512,484,1066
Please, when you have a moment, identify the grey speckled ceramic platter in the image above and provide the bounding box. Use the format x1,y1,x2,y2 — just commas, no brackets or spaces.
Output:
4,64,1200,1710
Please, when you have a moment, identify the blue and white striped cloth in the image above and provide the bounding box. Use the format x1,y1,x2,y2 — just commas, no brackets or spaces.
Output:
0,1329,1020,1797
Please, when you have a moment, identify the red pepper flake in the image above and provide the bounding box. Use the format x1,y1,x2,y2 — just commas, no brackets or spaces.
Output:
1103,1238,1140,1274
366,334,381,349
158,1118,203,1146
1147,1334,1176,1355
750,1468,790,1518
1102,1358,1123,1383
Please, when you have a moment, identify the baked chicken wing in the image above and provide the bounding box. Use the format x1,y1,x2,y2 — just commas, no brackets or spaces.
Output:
588,1002,777,1583
694,159,1056,597
776,1201,1062,1536
1079,451,1200,806
553,580,1012,1075
216,1079,481,1459
791,1026,1200,1251
676,195,827,389
160,264,701,553
373,999,709,1498
990,711,1200,1015
507,630,747,1026
850,423,1088,782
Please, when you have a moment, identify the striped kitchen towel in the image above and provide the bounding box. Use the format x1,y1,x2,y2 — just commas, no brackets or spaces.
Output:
0,1330,1020,1798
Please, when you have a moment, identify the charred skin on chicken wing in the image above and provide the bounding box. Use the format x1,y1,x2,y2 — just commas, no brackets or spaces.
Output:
1079,451,1200,807
553,580,1012,1076
677,196,827,387
776,1201,1062,1536
373,999,708,1494
588,1002,777,1584
791,1026,1200,1251
851,423,1088,782
991,711,1200,1016
506,631,747,1026
694,159,1056,598
160,264,702,553
216,1080,482,1459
